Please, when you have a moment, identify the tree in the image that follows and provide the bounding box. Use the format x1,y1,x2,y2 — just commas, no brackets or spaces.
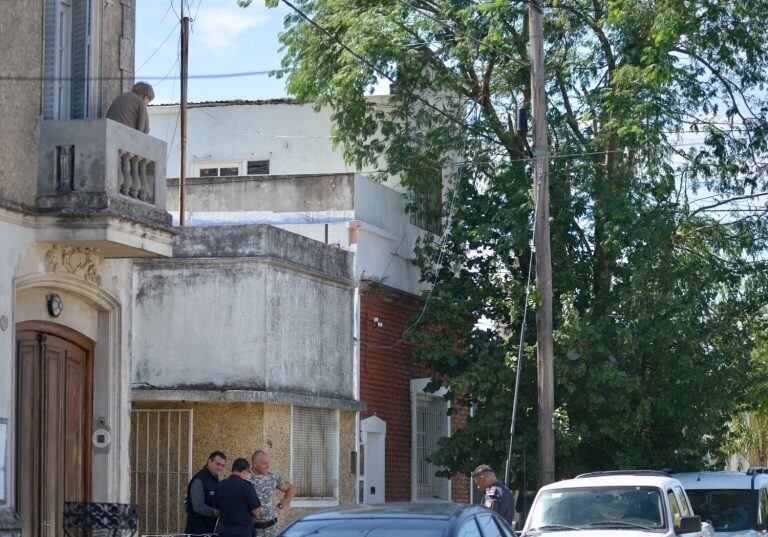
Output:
242,0,768,482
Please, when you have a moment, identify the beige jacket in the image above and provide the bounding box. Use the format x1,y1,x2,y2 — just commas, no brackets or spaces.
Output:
105,91,149,133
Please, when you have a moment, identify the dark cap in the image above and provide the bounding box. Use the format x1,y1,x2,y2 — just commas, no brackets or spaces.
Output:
472,464,496,477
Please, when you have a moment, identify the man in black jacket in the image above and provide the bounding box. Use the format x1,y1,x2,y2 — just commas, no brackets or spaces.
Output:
473,464,515,526
215,459,262,537
185,451,227,535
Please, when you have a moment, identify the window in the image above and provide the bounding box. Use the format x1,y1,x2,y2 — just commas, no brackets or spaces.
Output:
528,487,665,530
687,489,755,532
292,407,339,500
198,166,240,177
668,490,682,527
247,160,270,175
411,378,450,501
760,489,768,527
675,486,692,516
43,0,91,119
409,182,443,234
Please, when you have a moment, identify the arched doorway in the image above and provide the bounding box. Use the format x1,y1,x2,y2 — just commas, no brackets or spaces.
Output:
16,321,93,537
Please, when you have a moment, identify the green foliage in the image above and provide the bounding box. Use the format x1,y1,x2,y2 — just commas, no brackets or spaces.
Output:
247,0,768,483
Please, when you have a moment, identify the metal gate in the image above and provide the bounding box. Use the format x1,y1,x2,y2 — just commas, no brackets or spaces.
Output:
130,409,193,536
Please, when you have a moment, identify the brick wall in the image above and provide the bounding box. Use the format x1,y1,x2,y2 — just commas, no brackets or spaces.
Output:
360,280,469,503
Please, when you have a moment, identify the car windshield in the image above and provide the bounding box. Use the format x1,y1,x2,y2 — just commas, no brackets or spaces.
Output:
686,489,754,532
281,518,448,537
528,487,666,532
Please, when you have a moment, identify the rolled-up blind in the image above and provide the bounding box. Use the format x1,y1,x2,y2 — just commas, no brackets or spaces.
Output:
291,407,338,498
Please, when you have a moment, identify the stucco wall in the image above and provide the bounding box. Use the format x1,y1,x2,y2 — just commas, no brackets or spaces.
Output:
0,211,138,510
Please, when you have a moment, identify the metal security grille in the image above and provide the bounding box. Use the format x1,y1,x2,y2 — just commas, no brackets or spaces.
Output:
416,394,449,500
130,409,193,536
291,407,338,498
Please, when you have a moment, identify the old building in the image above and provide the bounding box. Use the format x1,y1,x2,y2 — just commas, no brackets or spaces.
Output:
148,101,471,512
0,2,172,537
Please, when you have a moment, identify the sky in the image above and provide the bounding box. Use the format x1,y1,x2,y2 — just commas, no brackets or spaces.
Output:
135,0,292,104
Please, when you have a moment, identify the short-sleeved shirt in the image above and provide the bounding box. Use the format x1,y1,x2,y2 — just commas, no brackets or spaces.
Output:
215,474,262,536
249,472,285,521
483,482,515,525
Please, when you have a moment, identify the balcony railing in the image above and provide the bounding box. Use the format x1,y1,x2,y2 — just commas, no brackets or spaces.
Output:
37,119,169,227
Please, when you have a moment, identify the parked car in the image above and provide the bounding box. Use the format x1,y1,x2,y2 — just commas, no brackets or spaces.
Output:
277,502,515,536
675,468,768,536
519,470,708,537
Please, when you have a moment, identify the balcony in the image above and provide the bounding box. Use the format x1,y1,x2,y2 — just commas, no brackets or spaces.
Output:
36,119,173,258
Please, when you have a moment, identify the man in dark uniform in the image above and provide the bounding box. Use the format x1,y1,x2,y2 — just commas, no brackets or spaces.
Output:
185,451,227,535
215,458,262,537
473,464,515,526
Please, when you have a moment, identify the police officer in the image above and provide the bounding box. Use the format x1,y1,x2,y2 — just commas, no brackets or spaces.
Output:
214,458,262,537
185,451,227,535
472,464,515,526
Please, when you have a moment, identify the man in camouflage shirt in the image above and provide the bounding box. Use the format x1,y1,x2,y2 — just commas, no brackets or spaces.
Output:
249,450,297,537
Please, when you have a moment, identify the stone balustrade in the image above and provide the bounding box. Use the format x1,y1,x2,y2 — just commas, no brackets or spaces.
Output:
37,118,169,223
118,149,155,203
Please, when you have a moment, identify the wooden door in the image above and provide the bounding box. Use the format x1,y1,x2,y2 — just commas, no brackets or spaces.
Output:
16,323,92,537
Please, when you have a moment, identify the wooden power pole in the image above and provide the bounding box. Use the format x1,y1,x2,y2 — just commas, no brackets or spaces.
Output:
179,4,190,226
529,0,555,487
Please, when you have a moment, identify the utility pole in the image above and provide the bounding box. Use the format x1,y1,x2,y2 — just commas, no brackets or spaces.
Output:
179,2,190,226
529,0,555,487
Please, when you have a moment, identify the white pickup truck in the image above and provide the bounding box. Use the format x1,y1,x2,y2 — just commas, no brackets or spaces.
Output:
519,471,714,537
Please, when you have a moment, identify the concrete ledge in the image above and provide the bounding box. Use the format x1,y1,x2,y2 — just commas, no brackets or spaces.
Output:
132,388,365,411
169,224,354,281
0,509,22,537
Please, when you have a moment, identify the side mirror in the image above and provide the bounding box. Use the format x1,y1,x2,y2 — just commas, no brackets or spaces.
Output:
676,516,702,535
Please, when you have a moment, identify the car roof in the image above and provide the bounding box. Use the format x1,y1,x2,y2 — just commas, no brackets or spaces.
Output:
675,472,768,490
293,502,487,521
540,474,681,490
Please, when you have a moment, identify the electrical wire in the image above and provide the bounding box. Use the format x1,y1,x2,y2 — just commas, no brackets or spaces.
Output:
136,21,180,74
278,0,503,148
0,69,286,82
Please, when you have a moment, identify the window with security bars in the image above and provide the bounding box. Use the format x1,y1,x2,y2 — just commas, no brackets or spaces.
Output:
415,393,450,500
409,177,443,234
291,407,338,499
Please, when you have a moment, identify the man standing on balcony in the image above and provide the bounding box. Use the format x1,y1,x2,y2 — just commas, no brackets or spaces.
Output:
249,450,296,537
105,82,154,133
185,451,227,535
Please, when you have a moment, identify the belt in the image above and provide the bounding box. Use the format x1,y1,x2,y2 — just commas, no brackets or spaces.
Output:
253,518,278,530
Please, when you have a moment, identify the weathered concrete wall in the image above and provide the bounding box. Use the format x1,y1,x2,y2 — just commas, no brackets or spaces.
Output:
167,174,354,213
131,402,357,531
0,1,44,207
132,225,356,401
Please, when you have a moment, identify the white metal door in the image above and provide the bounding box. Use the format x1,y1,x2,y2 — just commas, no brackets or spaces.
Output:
361,416,386,504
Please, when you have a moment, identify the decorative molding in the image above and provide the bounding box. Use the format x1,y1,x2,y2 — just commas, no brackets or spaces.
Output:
44,245,103,286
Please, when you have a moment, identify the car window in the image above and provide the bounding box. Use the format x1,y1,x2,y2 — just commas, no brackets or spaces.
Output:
760,488,768,526
669,490,682,527
675,487,692,517
528,486,665,530
477,515,503,537
686,489,755,532
458,518,483,537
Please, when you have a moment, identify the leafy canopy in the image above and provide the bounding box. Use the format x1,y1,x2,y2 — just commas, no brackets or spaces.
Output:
243,0,768,482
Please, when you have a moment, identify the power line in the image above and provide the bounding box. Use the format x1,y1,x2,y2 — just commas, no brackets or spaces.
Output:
0,69,287,82
136,21,180,73
278,0,503,148
394,0,527,67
